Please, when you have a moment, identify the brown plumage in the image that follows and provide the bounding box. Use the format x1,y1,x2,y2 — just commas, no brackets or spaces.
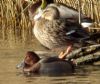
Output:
33,7,90,59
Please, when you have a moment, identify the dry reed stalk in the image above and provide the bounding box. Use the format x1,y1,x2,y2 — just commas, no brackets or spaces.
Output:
0,0,33,48
0,0,100,48
55,0,100,28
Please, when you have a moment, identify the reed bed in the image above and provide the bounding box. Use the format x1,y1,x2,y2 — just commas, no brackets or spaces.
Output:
0,0,100,49
0,0,34,48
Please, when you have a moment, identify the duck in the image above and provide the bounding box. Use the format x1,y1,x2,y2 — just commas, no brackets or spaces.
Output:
22,0,94,59
33,5,93,59
23,0,93,28
17,51,74,75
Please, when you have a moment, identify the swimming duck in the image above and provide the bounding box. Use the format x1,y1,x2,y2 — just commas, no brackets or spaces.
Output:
33,5,92,59
17,51,74,75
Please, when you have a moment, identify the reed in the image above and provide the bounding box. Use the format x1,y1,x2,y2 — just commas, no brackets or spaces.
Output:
0,0,100,49
0,0,33,48
55,0,100,28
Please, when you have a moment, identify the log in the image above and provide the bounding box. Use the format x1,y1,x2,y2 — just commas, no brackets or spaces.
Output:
66,44,100,59
75,51,100,65
66,44,100,65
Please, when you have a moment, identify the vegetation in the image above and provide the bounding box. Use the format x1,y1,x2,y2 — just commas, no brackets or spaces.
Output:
0,0,100,49
55,0,100,28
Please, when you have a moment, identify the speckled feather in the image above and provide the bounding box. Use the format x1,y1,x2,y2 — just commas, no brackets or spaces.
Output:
34,18,89,49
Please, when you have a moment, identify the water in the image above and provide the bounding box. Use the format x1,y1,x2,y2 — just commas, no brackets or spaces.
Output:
0,49,100,84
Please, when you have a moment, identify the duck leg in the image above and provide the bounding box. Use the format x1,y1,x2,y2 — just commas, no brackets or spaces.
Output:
58,45,73,59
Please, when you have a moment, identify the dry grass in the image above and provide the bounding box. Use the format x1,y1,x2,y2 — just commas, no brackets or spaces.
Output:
0,0,34,48
54,0,100,28
0,0,100,48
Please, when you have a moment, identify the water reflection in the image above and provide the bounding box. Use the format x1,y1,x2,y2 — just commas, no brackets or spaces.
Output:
0,49,100,84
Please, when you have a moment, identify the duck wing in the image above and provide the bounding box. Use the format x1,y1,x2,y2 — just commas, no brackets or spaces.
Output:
65,21,90,42
34,18,93,49
42,19,90,43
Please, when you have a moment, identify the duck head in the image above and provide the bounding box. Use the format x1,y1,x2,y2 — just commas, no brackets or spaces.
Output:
22,0,55,21
21,0,45,25
33,0,59,21
17,51,40,69
35,6,60,21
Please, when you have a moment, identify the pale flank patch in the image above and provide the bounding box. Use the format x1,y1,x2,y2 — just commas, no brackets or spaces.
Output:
81,22,93,28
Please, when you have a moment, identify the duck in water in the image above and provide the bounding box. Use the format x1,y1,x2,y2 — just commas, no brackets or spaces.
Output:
17,51,74,75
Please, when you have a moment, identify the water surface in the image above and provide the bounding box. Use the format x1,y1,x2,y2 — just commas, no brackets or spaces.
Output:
0,49,100,84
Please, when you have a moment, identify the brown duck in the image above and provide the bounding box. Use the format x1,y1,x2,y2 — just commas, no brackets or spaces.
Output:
33,6,92,59
22,0,94,59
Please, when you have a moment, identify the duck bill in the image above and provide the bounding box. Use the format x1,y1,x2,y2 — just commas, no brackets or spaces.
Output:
16,60,25,69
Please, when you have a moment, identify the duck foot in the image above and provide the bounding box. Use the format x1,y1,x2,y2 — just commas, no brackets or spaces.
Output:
58,45,72,59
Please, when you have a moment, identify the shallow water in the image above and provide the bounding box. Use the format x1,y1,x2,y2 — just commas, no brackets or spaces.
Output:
0,49,100,84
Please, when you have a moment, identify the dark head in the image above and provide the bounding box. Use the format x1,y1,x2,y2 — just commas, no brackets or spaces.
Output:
24,51,40,66
16,51,40,69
